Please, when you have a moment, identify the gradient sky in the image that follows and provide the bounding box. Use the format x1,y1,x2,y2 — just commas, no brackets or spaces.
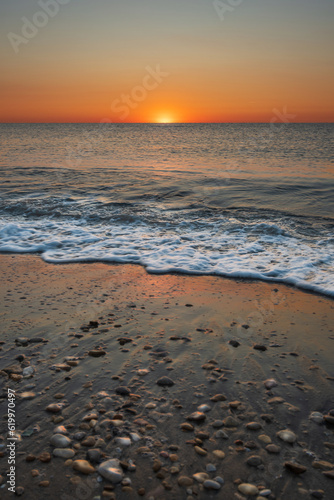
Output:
1,0,333,123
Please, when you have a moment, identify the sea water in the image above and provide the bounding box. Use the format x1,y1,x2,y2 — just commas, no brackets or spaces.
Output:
0,123,333,296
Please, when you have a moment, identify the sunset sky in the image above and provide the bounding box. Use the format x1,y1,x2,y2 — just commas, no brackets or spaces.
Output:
1,0,333,123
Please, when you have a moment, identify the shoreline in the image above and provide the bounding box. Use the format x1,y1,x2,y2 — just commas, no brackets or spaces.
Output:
0,254,334,499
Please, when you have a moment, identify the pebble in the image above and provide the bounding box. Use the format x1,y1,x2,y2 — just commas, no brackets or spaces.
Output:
193,472,209,483
212,420,224,428
19,392,36,400
187,412,206,422
156,376,175,387
88,350,106,357
137,369,149,376
181,423,194,432
258,434,271,444
259,490,272,497
264,378,278,389
238,483,259,496
223,416,239,427
215,430,229,439
203,480,221,490
277,429,297,443
323,470,334,479
54,426,68,435
246,422,262,430
50,434,71,448
198,404,211,413
210,394,226,402
115,437,131,447
98,459,123,483
265,444,281,454
310,412,324,424
39,452,51,463
312,460,334,470
206,464,216,472
229,340,240,348
46,403,62,413
178,476,193,487
246,455,263,467
324,415,334,425
284,461,307,474
194,446,207,456
72,460,95,474
115,386,131,396
213,450,225,459
22,366,35,377
53,448,75,458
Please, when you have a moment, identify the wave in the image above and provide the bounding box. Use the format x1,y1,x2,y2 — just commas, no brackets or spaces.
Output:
0,214,333,298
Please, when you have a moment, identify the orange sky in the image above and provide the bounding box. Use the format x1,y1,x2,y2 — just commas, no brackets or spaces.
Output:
1,0,333,123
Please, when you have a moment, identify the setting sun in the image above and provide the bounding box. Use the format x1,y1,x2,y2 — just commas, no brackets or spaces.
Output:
156,115,174,124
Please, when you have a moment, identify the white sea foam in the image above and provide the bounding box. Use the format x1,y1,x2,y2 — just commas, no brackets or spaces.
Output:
0,217,333,297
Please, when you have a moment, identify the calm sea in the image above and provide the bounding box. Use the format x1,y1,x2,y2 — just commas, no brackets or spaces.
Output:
0,123,333,296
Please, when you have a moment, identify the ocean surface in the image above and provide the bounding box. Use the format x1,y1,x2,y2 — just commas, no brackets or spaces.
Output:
0,123,333,296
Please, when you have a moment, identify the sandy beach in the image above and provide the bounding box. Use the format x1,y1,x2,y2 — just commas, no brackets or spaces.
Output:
0,254,333,499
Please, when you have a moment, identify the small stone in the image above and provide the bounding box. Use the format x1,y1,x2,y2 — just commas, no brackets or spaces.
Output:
187,412,206,422
309,412,324,424
198,404,211,413
215,430,229,439
152,460,162,472
324,415,334,425
254,345,267,351
15,486,25,496
50,434,71,448
212,420,224,428
238,483,259,496
53,448,75,458
310,491,324,499
115,437,131,447
264,378,278,389
193,472,209,483
206,464,216,472
39,481,50,487
229,340,240,348
259,490,272,497
258,434,271,444
203,480,221,490
22,366,35,377
265,444,281,454
157,377,174,387
137,369,149,376
323,470,334,479
210,394,226,402
223,416,239,427
115,386,130,396
247,455,263,467
246,422,262,430
46,404,62,413
277,429,297,443
98,460,123,483
178,476,193,487
213,450,225,459
312,460,334,470
284,461,307,474
194,446,207,456
88,350,106,357
39,452,51,463
181,423,194,432
73,459,95,474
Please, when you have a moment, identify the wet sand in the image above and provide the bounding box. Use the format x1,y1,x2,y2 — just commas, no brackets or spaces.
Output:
0,254,334,500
